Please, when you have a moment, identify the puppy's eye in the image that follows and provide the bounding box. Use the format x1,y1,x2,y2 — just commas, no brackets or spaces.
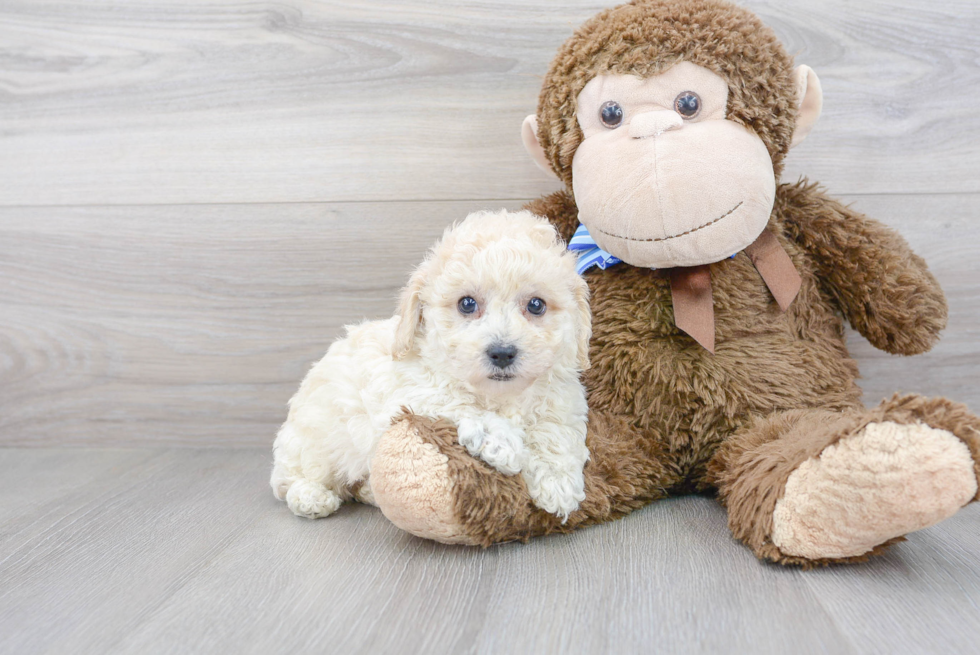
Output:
599,101,624,128
526,298,546,316
457,296,478,315
674,91,701,119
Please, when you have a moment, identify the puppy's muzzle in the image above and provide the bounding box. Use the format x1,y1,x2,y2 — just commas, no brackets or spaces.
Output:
486,343,519,373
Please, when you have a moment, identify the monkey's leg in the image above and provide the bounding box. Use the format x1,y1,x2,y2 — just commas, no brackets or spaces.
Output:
709,395,980,566
370,411,680,546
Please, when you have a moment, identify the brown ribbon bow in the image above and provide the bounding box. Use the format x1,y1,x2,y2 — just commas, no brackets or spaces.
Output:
668,229,802,353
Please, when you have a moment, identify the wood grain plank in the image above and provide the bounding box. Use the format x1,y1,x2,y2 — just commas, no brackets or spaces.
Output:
458,498,851,655
3,450,980,654
2,449,978,655
114,496,855,655
1,0,978,206
1,194,977,447
0,448,162,555
0,448,271,655
800,508,980,654
0,448,844,655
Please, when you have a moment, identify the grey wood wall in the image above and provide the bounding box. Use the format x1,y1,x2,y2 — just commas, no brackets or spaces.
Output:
2,0,979,447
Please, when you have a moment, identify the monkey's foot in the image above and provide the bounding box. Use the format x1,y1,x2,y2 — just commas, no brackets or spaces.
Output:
772,420,978,559
371,414,476,545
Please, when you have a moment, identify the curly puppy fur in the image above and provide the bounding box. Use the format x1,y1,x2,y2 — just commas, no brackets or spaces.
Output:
271,210,592,521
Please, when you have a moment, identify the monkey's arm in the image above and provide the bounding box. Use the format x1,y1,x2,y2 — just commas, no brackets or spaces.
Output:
778,181,947,355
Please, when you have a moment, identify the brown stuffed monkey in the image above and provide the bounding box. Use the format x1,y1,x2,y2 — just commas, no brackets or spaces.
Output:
368,0,980,566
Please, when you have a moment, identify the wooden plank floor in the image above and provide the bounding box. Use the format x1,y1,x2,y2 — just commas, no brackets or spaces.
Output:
1,448,978,655
2,1,980,653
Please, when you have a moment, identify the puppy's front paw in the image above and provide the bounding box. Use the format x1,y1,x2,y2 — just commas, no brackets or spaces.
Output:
457,417,488,458
524,467,586,523
480,423,527,476
456,416,526,476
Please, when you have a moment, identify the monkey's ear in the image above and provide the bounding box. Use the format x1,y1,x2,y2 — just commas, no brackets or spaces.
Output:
392,266,425,359
790,65,823,148
521,115,562,182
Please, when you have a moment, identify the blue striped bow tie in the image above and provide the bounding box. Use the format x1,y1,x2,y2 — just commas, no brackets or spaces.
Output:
567,223,624,274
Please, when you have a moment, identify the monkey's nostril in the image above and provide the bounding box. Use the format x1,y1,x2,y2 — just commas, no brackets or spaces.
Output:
487,343,519,369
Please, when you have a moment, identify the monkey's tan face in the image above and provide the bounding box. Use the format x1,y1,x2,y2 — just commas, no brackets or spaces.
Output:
572,62,776,268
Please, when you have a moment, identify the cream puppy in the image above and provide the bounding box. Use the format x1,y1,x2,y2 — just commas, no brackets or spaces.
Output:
271,209,592,522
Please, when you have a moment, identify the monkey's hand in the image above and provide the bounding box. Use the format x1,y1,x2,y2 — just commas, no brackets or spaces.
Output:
779,181,947,355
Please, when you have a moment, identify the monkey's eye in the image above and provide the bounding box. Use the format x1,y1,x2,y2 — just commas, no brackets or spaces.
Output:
674,91,701,119
457,297,478,315
599,101,624,128
526,298,547,316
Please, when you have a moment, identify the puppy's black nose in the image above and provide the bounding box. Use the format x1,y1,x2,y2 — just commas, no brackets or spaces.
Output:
487,343,519,369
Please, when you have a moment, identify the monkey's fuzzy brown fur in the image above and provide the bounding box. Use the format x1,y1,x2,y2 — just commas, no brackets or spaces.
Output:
384,180,968,564
371,0,980,565
709,393,980,567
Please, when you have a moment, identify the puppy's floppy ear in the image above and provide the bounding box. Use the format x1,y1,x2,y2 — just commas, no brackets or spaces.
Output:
572,275,592,370
392,264,426,359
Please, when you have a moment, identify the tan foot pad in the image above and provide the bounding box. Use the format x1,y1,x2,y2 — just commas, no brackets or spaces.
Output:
371,419,473,545
772,421,977,559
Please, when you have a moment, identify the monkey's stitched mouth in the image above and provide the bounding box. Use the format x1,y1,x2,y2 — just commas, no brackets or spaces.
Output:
596,201,743,243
